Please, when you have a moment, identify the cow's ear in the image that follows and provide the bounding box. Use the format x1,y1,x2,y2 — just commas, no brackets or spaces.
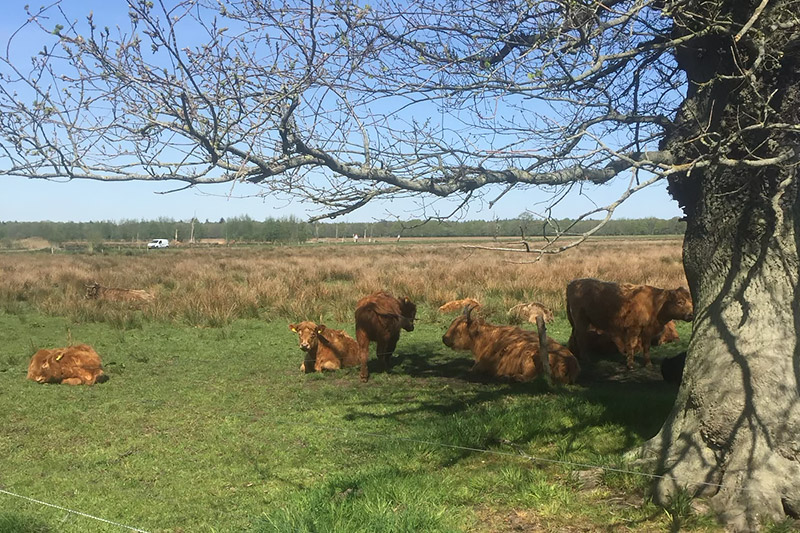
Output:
289,324,297,332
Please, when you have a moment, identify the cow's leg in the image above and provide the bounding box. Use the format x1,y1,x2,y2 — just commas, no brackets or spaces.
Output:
61,377,83,385
375,340,392,372
569,310,592,361
76,368,100,384
623,336,640,369
319,360,341,371
520,354,538,381
378,334,399,372
470,358,491,377
567,331,579,357
356,328,370,382
641,340,653,368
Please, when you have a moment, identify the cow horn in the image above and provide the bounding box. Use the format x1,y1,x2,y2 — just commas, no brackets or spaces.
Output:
463,304,476,321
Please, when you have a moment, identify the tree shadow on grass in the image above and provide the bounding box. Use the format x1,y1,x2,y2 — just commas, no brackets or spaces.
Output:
341,338,681,470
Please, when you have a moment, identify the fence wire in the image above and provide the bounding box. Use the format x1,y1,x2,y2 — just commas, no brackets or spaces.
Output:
0,488,151,533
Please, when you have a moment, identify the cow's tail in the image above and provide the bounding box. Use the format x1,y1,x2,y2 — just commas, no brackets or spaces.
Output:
565,284,575,328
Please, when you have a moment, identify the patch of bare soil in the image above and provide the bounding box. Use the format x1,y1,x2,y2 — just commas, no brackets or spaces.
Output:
472,505,665,533
472,508,544,532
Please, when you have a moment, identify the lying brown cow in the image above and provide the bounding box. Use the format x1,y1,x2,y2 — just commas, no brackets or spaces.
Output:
566,278,693,369
289,321,360,373
354,291,417,382
438,298,481,313
442,306,580,384
85,282,154,302
27,344,108,385
507,302,555,324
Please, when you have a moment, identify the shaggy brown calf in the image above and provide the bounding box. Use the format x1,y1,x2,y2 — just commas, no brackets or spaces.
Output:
507,302,555,324
566,278,693,369
27,344,108,385
85,282,154,302
289,321,360,373
442,307,580,384
354,291,417,382
438,298,481,313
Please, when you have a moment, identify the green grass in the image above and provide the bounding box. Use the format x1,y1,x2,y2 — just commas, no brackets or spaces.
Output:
0,309,714,532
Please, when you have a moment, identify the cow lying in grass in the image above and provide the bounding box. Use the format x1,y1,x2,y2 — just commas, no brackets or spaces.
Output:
289,321,360,373
438,298,481,313
442,306,580,384
27,344,108,385
566,278,693,369
85,282,154,302
507,301,555,324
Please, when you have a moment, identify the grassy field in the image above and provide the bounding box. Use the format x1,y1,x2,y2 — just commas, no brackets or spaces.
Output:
0,240,731,532
0,238,688,326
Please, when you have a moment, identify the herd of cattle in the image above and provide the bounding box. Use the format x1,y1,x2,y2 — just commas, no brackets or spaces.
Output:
26,278,693,387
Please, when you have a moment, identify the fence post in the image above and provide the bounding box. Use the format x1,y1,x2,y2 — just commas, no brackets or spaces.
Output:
536,315,551,383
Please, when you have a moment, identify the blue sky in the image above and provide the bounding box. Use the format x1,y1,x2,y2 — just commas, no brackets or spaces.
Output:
0,2,684,223
0,174,682,222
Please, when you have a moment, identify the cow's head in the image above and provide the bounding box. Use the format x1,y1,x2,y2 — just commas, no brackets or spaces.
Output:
664,287,694,322
399,296,417,332
85,282,101,299
442,304,480,350
289,321,319,352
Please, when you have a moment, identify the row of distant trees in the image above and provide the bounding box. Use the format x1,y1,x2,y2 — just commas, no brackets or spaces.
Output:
0,216,686,245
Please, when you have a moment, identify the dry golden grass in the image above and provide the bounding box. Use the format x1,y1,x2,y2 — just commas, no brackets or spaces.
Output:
0,238,686,326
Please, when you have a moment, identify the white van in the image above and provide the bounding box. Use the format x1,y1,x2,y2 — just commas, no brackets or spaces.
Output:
147,238,169,249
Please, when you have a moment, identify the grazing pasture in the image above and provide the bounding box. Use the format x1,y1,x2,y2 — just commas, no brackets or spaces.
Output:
0,239,735,532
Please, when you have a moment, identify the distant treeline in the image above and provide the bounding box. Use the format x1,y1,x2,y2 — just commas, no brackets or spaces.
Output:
0,215,686,245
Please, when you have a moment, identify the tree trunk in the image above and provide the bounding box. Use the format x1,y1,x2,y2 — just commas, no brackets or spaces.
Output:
639,200,800,529
639,1,800,529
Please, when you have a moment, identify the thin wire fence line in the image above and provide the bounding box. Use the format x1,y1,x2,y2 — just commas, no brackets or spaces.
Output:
0,488,151,533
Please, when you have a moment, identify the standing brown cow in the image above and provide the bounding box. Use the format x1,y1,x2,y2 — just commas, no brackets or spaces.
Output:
27,344,108,385
289,321,360,373
354,291,417,382
442,306,580,384
566,278,693,369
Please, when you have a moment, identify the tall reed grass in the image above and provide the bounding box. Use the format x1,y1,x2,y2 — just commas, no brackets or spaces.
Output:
0,238,687,327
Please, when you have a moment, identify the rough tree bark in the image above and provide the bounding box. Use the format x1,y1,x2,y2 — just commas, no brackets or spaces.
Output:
638,0,800,529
